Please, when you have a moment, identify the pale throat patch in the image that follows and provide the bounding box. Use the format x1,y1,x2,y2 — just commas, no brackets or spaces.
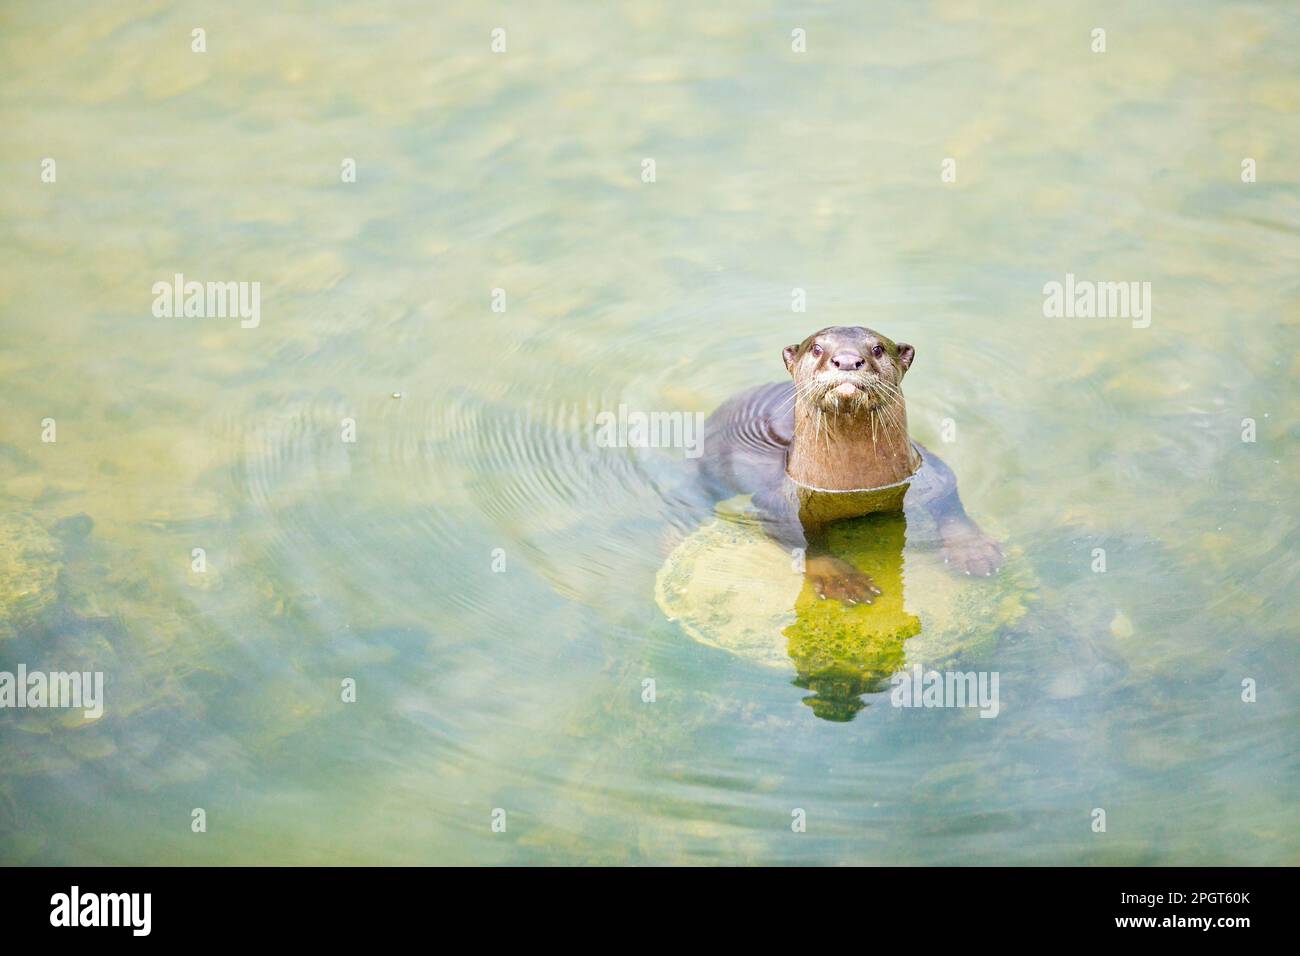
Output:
785,446,922,525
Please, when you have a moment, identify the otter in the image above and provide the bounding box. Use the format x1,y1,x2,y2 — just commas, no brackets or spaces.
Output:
698,326,1002,603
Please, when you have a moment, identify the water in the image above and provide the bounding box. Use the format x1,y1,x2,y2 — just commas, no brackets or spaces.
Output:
1,0,1297,864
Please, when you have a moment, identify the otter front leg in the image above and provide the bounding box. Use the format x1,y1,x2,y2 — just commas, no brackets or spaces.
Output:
919,450,1003,576
938,518,1003,576
753,491,881,605
804,553,882,604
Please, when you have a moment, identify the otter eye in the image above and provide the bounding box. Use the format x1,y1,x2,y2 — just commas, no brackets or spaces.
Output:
811,344,823,357
872,345,885,358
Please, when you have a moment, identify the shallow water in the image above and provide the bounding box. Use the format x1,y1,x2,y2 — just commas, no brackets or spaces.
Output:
1,1,1297,864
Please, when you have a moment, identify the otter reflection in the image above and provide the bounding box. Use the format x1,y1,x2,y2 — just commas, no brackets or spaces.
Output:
784,511,918,721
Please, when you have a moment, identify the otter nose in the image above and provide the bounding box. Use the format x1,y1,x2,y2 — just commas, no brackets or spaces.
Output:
830,351,865,371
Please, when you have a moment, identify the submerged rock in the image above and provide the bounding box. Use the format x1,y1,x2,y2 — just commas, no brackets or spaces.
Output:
655,496,1037,720
0,513,62,640
52,513,94,543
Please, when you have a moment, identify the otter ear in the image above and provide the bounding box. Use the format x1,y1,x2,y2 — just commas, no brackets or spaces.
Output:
896,343,915,373
782,344,800,375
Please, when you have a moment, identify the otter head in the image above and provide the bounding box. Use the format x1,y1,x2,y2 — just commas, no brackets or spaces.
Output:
782,326,915,415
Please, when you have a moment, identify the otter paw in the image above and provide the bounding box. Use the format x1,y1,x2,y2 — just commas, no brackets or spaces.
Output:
941,526,1004,577
806,556,882,605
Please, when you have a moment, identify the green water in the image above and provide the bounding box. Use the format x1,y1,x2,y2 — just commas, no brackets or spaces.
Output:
1,0,1297,864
